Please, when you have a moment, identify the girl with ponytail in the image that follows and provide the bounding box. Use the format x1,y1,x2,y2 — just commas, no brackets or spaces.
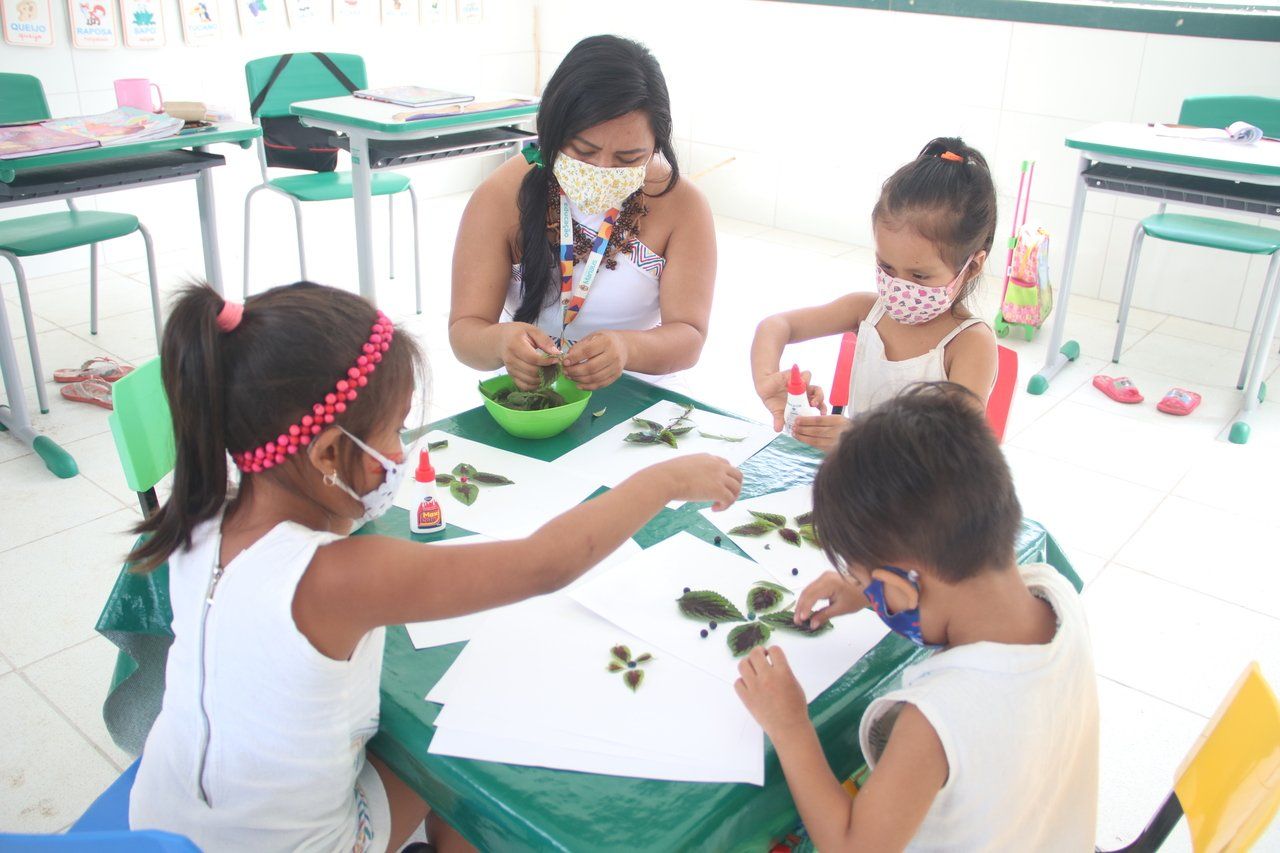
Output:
751,137,1000,451
449,35,716,391
127,281,742,851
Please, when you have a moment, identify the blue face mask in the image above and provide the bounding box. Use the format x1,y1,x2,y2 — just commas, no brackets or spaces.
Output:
863,565,940,649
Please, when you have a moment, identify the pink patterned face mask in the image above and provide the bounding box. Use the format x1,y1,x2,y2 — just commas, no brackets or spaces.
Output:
876,254,973,325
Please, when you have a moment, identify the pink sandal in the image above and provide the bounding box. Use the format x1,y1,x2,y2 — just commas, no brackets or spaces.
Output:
1157,388,1201,416
60,378,114,410
53,357,133,384
1093,375,1143,404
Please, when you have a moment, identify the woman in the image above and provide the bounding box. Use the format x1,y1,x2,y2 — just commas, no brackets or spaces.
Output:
449,35,715,391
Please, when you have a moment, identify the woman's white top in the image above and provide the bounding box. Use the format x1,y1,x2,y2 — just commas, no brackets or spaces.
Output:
859,564,1100,852
503,196,666,348
129,515,387,853
848,298,988,416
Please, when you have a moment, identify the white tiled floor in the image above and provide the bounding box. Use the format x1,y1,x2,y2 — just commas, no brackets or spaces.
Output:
2,194,1279,846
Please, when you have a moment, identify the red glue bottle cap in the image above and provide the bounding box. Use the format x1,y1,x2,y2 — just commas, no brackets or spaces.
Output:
415,449,435,483
787,364,805,395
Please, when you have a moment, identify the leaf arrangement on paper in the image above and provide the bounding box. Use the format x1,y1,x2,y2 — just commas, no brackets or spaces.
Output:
677,581,831,657
435,463,514,506
624,404,745,449
729,511,819,549
607,644,654,692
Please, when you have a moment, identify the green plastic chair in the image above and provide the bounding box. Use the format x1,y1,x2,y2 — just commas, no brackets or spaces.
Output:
107,358,174,516
0,73,163,416
242,53,421,308
1112,95,1280,444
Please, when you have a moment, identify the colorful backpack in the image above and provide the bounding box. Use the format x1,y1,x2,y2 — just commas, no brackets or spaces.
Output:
995,161,1053,341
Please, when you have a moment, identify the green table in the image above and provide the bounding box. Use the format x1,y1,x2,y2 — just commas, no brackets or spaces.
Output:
97,375,1080,850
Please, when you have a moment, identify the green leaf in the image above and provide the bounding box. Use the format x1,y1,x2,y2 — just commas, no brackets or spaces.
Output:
728,521,777,537
667,423,696,436
610,645,632,664
793,510,814,527
592,408,607,418
452,463,478,479
727,621,772,657
624,431,662,445
748,584,788,614
698,431,746,442
450,480,479,506
427,439,449,451
631,417,664,432
799,523,820,547
748,511,786,529
760,610,834,635
624,669,644,692
676,590,746,623
657,429,679,448
473,472,514,486
634,652,653,663
435,473,456,486
778,527,802,547
607,661,625,672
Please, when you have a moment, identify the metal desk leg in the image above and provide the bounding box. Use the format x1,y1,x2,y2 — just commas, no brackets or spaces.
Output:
1028,155,1089,395
1229,253,1280,445
349,134,377,303
0,277,77,478
195,147,224,295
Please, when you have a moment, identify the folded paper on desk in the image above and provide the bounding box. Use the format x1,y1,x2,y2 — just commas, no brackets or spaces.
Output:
1153,121,1265,144
392,98,534,122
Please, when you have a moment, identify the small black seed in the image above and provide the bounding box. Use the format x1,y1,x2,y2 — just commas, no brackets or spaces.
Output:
700,629,708,638
683,587,690,594
792,568,799,576
764,544,771,550
748,611,756,620
713,536,722,546
709,621,718,630
627,660,637,669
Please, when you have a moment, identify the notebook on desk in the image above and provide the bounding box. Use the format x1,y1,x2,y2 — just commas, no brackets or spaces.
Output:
391,97,535,122
354,86,474,108
0,124,99,160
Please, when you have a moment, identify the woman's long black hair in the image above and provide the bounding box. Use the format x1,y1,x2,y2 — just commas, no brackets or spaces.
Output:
513,34,679,324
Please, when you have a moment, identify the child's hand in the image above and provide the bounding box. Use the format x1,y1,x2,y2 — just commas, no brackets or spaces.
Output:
791,414,851,451
755,369,828,431
563,331,627,390
499,323,561,390
795,571,867,630
734,646,809,739
644,453,743,511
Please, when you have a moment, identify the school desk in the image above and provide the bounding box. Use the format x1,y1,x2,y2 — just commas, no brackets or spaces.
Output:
96,375,1081,850
289,96,539,304
0,123,260,476
1028,122,1280,440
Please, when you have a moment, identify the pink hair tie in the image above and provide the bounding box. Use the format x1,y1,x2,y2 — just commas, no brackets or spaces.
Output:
216,300,244,333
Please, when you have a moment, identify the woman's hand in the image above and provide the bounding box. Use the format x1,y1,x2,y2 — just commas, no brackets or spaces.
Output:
563,331,628,390
639,453,742,511
734,646,809,739
498,323,562,390
755,369,828,432
791,414,850,452
794,571,867,630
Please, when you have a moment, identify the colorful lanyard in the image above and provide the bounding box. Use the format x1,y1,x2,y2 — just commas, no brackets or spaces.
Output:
559,192,619,332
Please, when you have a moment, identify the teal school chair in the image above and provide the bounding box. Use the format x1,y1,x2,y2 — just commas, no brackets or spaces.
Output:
0,73,163,416
1112,96,1280,442
242,52,422,308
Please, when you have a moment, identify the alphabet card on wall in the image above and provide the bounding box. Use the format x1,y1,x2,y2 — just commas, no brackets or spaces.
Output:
454,0,477,22
419,0,442,23
120,0,164,46
379,0,412,24
67,0,117,47
283,0,322,26
234,0,281,33
178,0,220,44
3,0,55,46
331,0,370,24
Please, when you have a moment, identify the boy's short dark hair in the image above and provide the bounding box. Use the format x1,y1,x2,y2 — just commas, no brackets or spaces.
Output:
813,382,1021,583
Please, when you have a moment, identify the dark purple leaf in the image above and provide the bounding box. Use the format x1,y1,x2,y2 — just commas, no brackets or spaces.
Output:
624,669,644,692
793,510,814,527
779,528,802,547
728,521,776,537
748,581,791,614
435,473,456,486
452,462,478,479
474,472,514,486
677,590,745,622
748,511,786,528
610,645,631,664
760,610,833,635
727,622,772,657
449,480,479,506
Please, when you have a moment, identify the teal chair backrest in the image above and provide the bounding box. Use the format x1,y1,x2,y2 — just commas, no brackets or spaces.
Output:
0,72,52,123
1180,95,1280,138
108,359,176,496
244,53,367,119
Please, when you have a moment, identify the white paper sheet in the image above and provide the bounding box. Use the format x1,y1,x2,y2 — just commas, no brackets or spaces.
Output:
571,534,889,700
698,485,836,588
552,402,776,506
405,536,642,650
395,431,603,540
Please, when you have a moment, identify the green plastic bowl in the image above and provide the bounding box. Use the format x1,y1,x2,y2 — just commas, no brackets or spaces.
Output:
478,374,592,439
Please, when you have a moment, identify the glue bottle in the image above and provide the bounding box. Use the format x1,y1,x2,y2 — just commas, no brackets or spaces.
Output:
409,448,446,535
782,364,819,438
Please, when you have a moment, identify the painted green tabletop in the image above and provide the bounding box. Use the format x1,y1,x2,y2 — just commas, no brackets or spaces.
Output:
0,121,260,183
1066,121,1280,180
96,374,1079,850
290,95,538,136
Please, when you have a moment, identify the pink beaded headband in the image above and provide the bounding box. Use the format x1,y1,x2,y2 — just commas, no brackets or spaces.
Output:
232,311,396,473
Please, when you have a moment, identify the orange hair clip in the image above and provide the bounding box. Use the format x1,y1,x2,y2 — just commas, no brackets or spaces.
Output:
940,151,965,162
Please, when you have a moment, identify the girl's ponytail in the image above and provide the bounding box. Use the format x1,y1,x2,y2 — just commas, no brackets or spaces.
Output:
128,284,231,572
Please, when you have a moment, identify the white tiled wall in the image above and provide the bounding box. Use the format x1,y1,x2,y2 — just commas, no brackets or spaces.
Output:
537,0,1280,333
0,0,537,282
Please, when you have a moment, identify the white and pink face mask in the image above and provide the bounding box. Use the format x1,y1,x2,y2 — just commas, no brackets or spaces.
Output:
876,254,974,325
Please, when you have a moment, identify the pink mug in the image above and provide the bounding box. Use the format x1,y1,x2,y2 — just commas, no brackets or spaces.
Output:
114,78,163,113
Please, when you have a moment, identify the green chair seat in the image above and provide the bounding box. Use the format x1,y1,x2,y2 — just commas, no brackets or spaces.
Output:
268,170,410,202
0,211,140,256
1141,213,1280,255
